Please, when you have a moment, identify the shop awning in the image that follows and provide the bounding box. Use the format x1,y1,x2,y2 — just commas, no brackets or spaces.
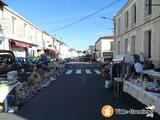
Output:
45,48,56,54
10,39,32,48
44,48,59,58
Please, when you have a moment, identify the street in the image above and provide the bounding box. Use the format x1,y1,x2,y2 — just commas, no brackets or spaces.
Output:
0,1,160,119
0,63,159,120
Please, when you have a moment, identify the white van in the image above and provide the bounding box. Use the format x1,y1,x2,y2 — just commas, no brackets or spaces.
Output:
112,54,144,64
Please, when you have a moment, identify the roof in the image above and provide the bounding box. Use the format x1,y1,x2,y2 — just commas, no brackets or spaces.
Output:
95,35,113,44
43,31,51,36
61,41,68,47
114,0,131,19
0,0,7,8
100,35,113,39
55,39,61,43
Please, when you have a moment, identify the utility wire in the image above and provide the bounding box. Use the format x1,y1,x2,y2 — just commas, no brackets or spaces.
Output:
52,0,123,32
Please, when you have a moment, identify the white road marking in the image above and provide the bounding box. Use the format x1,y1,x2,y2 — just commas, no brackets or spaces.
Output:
69,62,91,64
94,70,101,75
85,69,91,74
66,70,73,74
76,69,81,74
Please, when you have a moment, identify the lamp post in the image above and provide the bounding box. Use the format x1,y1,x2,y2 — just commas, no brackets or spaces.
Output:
101,16,115,58
101,16,113,21
101,16,114,31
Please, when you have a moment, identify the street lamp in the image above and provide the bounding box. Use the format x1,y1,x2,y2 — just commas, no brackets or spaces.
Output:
101,16,115,31
101,16,113,21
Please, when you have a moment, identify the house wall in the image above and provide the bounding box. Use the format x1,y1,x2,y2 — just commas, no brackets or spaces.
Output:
95,39,101,59
95,37,114,59
43,32,53,49
60,43,70,59
2,6,42,45
0,4,72,58
0,6,45,57
114,0,160,66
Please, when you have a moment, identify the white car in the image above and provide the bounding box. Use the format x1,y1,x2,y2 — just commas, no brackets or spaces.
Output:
143,68,160,81
112,54,144,64
96,58,101,62
97,57,111,63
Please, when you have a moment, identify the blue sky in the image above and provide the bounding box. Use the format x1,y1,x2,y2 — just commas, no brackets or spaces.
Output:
4,0,128,51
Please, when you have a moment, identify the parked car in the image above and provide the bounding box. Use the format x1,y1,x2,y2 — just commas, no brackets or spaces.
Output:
84,54,92,62
15,57,35,73
0,50,16,74
103,58,113,67
97,57,113,67
143,67,160,82
15,57,27,66
35,55,51,65
112,54,144,64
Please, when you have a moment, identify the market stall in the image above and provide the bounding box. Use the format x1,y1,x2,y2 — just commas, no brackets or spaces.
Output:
0,81,20,112
0,49,65,113
123,80,160,115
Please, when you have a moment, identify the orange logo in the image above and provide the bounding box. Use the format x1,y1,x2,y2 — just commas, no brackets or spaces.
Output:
101,105,114,118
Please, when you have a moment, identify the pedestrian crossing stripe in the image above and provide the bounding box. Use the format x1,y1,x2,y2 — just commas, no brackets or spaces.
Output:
76,69,81,74
66,70,73,74
85,69,91,74
65,69,101,75
94,70,101,75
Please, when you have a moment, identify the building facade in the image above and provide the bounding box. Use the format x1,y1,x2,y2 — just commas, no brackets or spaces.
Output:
69,48,79,59
59,42,70,59
87,45,95,60
114,0,160,66
0,5,44,57
0,1,76,59
95,35,114,60
54,39,61,58
42,32,59,58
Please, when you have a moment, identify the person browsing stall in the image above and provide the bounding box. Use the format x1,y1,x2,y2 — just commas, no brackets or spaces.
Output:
134,61,143,77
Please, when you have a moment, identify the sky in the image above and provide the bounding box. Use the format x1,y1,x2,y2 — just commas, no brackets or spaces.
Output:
3,0,128,51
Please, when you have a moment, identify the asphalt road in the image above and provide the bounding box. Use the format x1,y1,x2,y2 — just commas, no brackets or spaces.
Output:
0,62,159,120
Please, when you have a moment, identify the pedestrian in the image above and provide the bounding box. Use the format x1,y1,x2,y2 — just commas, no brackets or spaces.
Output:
134,61,143,78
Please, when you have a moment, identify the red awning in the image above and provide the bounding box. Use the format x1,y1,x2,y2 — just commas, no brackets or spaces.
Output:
45,48,56,54
10,39,32,48
45,48,59,58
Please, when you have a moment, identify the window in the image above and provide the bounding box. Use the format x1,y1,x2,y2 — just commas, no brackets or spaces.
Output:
0,40,2,44
117,41,120,55
148,30,151,58
145,0,152,16
131,36,135,54
0,24,2,34
144,30,152,58
30,27,33,40
12,17,16,34
48,45,52,47
124,11,129,29
110,41,114,51
124,38,128,53
24,23,27,37
31,50,35,56
117,17,121,35
103,52,113,58
131,4,136,24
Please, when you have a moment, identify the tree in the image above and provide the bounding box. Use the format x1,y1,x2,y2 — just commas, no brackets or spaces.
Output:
83,50,87,54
